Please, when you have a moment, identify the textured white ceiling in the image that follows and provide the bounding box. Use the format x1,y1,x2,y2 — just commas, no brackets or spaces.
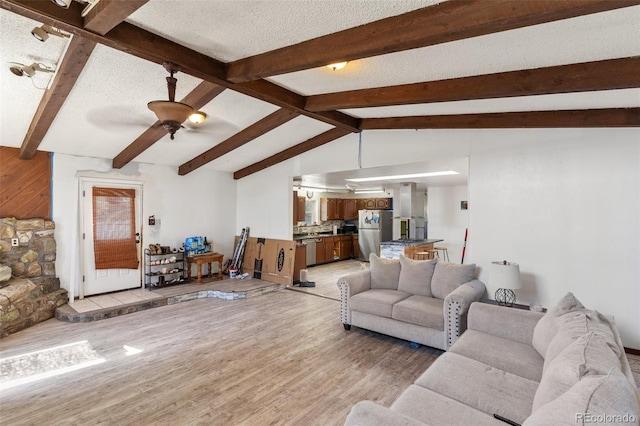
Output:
1,1,639,182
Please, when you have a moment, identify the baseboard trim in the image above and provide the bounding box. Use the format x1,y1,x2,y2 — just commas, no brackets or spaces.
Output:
624,347,640,356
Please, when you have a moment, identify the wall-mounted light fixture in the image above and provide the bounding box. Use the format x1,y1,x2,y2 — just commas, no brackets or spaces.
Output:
31,25,70,42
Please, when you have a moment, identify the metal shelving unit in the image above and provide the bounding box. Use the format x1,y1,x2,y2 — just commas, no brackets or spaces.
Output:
144,248,187,288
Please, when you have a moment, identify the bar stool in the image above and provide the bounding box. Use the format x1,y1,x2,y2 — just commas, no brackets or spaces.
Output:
434,247,449,262
413,251,431,260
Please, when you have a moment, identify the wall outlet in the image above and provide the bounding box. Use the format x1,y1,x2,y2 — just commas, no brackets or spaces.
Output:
11,238,19,247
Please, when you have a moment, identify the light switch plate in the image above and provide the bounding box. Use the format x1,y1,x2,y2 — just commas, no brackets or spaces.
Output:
11,238,19,247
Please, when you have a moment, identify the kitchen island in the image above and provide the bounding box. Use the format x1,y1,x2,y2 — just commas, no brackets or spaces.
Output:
380,239,444,260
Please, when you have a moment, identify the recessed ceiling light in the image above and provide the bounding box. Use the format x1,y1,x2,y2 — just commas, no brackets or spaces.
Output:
346,171,458,182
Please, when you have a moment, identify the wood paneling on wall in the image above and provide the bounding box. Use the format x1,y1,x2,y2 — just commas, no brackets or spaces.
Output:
0,147,51,219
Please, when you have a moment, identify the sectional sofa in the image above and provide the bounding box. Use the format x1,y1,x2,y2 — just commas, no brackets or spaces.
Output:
344,293,640,425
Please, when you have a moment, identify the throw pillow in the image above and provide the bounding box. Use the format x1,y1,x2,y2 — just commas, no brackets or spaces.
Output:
532,292,585,358
544,309,621,368
430,262,475,300
397,254,436,297
532,332,621,411
369,253,401,290
523,368,640,426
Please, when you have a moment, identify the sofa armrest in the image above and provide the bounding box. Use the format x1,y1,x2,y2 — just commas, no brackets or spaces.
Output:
345,401,428,426
337,270,372,326
467,302,544,346
443,279,486,349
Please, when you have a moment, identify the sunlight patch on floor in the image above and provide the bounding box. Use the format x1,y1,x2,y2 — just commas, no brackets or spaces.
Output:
0,340,105,391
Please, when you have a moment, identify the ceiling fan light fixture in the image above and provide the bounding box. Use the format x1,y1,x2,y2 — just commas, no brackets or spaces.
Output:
188,111,207,124
326,61,348,71
148,100,194,139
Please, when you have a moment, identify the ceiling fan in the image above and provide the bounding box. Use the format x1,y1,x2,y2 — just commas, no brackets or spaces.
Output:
147,62,206,140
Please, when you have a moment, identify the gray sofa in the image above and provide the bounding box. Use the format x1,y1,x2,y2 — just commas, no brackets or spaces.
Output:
344,293,640,426
337,254,486,351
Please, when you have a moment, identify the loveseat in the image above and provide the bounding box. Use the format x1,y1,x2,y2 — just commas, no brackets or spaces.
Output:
337,254,486,351
344,293,640,426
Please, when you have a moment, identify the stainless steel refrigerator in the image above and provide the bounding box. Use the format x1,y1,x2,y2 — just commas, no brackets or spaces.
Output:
358,209,393,261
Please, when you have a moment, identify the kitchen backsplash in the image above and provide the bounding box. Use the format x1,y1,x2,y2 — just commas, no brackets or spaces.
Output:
294,220,345,236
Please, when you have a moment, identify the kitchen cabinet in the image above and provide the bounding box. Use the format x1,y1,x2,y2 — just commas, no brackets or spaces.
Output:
321,198,341,221
293,192,306,224
297,196,306,222
343,199,357,220
352,234,359,259
336,199,345,220
376,198,392,209
355,198,393,211
293,242,306,283
316,239,325,265
337,236,352,260
324,236,336,262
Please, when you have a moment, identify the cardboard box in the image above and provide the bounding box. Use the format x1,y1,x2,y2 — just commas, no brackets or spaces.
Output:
240,237,295,285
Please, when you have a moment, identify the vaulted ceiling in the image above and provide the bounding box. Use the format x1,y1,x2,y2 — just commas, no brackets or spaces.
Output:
1,0,639,180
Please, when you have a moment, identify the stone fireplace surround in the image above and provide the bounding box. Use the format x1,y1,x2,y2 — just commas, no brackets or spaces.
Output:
0,217,68,338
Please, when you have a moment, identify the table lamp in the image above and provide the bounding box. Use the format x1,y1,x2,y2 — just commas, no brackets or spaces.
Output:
491,260,521,307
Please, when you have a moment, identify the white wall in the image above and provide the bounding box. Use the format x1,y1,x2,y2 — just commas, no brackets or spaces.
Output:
467,131,639,349
52,154,236,297
235,128,640,348
427,185,469,264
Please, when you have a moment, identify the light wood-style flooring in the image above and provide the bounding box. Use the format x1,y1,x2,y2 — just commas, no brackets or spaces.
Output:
0,261,441,426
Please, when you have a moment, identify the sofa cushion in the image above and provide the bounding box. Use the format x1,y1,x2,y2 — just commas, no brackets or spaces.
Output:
449,329,544,382
430,262,475,300
391,384,503,426
532,332,622,411
392,295,444,330
350,289,410,318
523,368,640,426
415,352,539,425
532,292,585,358
369,254,401,290
544,309,620,369
397,254,436,297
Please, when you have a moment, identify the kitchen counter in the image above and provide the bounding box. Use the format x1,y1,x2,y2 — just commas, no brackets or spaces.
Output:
293,232,357,241
380,239,444,260
380,239,443,246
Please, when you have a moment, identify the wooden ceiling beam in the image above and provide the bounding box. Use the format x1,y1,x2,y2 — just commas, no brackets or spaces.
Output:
178,109,299,176
0,0,360,132
233,128,351,180
226,0,640,83
360,108,640,130
83,0,149,35
112,82,226,169
306,57,640,111
19,36,97,159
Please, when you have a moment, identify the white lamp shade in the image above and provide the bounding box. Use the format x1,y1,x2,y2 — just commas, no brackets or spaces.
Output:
491,261,521,290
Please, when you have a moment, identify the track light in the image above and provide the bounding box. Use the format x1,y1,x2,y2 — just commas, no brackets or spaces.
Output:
51,0,99,17
31,25,70,42
51,0,72,8
9,63,55,78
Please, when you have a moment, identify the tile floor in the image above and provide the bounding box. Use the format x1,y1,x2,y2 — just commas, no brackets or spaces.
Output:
69,288,162,313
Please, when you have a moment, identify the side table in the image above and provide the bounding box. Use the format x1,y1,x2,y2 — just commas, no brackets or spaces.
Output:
186,252,224,284
483,299,546,313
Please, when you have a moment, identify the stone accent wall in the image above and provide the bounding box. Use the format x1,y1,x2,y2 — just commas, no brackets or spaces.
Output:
0,217,68,338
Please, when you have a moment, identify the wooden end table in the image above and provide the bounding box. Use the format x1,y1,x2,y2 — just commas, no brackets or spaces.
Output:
186,252,224,284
